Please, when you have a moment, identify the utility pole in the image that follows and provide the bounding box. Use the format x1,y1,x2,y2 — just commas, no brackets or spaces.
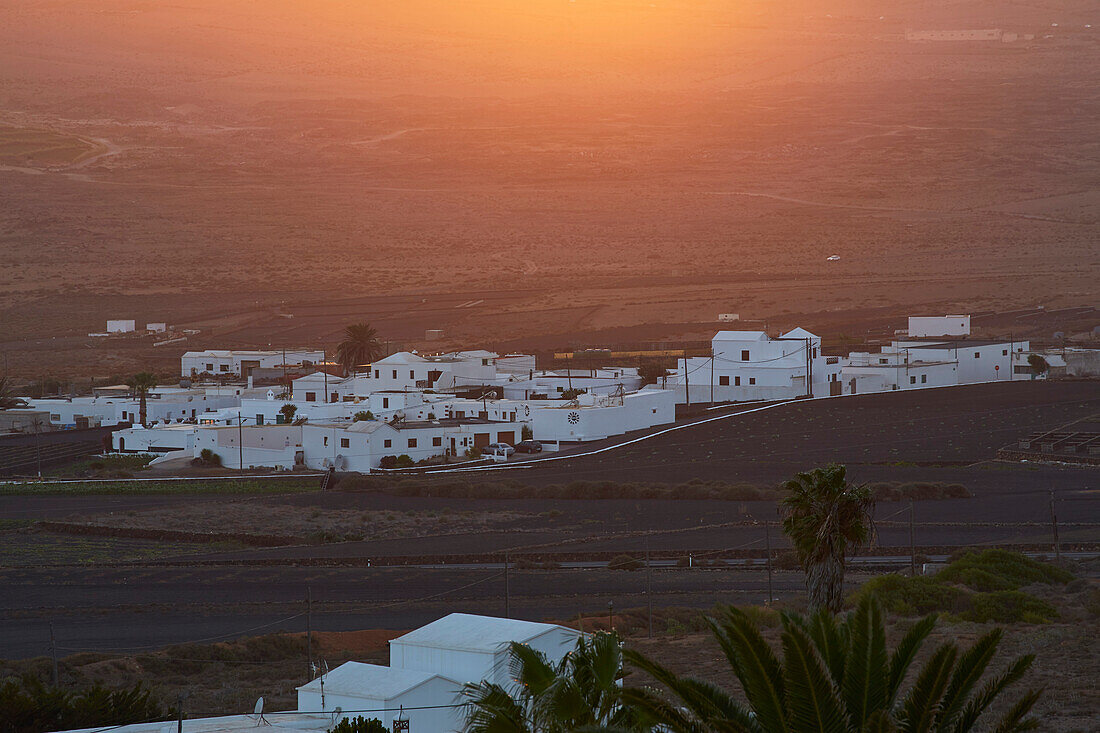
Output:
306,587,313,680
645,538,653,639
282,348,288,397
909,502,916,577
176,693,186,733
764,520,773,605
684,357,690,406
1049,490,1061,562
237,412,244,472
503,552,510,619
49,621,59,687
709,350,714,404
806,338,812,398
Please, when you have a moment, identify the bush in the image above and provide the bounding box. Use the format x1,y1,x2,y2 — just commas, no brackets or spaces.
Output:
961,591,1059,624
853,574,969,616
938,549,1072,589
352,411,374,422
521,424,534,441
608,554,643,571
378,455,397,469
465,447,482,459
328,716,386,733
198,448,221,467
395,454,415,468
0,677,166,733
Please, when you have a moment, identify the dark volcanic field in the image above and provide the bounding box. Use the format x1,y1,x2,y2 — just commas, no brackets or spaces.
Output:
1,381,1097,658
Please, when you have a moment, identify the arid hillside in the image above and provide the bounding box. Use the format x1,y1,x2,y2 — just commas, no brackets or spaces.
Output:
0,0,1097,375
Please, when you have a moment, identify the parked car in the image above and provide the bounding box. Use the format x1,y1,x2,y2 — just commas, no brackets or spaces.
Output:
483,442,515,457
514,440,543,454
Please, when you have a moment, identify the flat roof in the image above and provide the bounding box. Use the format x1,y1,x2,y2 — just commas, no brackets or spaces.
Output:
390,612,577,653
52,712,333,733
297,661,451,700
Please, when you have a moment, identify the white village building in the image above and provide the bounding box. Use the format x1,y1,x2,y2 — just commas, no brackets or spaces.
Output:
181,349,325,378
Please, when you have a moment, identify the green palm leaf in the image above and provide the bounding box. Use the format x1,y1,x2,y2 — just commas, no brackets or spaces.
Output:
951,655,1034,733
933,629,1002,732
897,644,957,733
988,688,1042,733
706,608,787,733
781,621,848,733
842,595,887,729
887,615,936,706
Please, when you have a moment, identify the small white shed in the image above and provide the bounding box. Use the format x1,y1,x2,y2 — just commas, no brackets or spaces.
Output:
297,662,463,732
389,613,581,687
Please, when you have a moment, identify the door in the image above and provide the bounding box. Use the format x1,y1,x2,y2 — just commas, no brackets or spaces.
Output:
830,381,842,396
496,431,515,445
240,360,260,378
474,433,490,449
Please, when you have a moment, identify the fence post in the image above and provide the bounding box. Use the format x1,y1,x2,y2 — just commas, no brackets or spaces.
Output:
909,502,916,577
645,539,653,638
1049,490,1061,562
764,520,773,604
49,620,59,687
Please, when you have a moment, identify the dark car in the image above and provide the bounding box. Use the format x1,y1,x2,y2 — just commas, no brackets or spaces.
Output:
514,440,543,454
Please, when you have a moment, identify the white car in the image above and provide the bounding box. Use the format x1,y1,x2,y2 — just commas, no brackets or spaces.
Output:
483,442,515,457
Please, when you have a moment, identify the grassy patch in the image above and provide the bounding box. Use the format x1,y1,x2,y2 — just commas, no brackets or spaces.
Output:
46,454,154,479
0,477,321,496
852,550,1071,624
334,475,969,502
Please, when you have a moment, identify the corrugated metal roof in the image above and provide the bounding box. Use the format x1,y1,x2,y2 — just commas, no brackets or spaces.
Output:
390,613,578,653
297,661,452,700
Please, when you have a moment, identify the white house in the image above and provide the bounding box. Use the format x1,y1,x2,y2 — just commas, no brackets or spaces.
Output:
192,424,303,469
297,662,463,732
672,328,841,403
181,349,324,378
530,388,676,443
389,613,581,687
112,423,196,453
106,319,136,334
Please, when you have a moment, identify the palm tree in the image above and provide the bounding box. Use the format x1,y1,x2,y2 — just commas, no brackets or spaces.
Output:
462,631,647,733
623,596,1041,733
125,372,158,426
0,375,28,409
335,323,382,376
782,464,875,612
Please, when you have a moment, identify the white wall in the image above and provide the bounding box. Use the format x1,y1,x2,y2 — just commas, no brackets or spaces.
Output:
531,389,675,442
908,316,971,338
192,425,302,469
112,425,195,453
298,679,463,733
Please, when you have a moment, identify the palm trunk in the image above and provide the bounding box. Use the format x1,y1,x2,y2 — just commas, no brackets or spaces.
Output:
139,393,147,427
807,551,845,613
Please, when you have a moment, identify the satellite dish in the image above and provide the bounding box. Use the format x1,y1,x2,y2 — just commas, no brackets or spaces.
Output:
254,697,264,716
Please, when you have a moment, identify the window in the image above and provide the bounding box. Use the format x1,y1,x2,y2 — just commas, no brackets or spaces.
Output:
719,376,730,386
323,436,328,446
219,364,229,372
408,438,417,448
910,376,916,385
735,376,741,386
374,369,379,378
384,439,392,448
482,358,489,366
392,369,398,378
382,397,389,409
455,410,465,418
433,437,442,447
1002,349,1008,356
205,363,214,371
749,377,756,385
340,438,350,448
741,350,750,361
652,408,657,414
921,374,928,384
479,411,488,419
813,348,818,358
879,358,889,364
974,352,980,359
256,414,264,425
305,392,316,402
410,370,415,379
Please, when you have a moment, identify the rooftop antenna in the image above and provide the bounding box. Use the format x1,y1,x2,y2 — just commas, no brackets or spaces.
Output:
319,659,329,709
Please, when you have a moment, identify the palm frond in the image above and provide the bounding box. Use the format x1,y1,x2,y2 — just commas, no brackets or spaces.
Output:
706,608,787,733
842,595,887,728
897,644,957,733
950,655,1035,733
887,614,937,706
933,628,1002,732
781,622,847,733
988,688,1042,733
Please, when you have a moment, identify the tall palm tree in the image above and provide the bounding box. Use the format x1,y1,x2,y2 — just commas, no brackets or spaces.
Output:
782,464,875,612
623,596,1041,733
0,375,28,409
125,372,158,426
335,323,382,376
462,631,647,733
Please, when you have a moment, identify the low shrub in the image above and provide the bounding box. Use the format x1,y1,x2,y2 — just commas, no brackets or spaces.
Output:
608,554,643,571
395,454,415,468
853,574,969,616
939,549,1072,589
961,590,1058,624
328,716,386,733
